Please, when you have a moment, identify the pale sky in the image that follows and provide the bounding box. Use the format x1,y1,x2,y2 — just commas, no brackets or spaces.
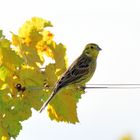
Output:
1,0,140,139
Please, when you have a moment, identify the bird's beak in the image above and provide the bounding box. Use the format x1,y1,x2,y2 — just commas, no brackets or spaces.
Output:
97,46,102,51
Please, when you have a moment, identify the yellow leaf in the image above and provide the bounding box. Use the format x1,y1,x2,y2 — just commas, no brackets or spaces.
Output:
0,43,23,81
53,43,67,75
17,68,44,86
44,64,57,87
1,136,8,140
11,33,21,47
36,40,54,58
47,85,85,123
18,17,52,45
42,30,54,43
0,122,10,140
18,44,43,67
36,30,54,58
0,47,23,70
43,42,67,75
0,39,10,48
0,30,3,38
31,17,52,30
120,135,132,140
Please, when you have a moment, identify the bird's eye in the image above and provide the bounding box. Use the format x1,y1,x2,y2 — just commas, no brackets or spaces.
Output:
90,46,94,49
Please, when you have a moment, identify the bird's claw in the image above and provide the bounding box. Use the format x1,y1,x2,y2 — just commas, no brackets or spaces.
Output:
77,85,86,91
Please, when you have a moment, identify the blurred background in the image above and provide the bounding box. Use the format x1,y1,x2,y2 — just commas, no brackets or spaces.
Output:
0,0,140,139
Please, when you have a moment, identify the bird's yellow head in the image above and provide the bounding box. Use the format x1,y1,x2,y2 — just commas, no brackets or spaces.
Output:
83,43,101,58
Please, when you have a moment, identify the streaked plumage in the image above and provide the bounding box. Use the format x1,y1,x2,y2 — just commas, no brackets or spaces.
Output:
40,43,101,112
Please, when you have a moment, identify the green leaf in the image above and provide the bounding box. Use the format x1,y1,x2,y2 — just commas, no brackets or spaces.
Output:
0,30,3,38
8,120,22,138
0,66,9,81
0,39,10,48
53,43,67,76
19,44,43,67
44,63,58,87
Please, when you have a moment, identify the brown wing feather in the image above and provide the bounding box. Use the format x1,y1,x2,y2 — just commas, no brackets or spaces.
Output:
54,55,92,92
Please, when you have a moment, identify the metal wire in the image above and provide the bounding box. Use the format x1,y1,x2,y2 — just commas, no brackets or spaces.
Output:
87,84,140,86
86,84,140,89
26,84,140,91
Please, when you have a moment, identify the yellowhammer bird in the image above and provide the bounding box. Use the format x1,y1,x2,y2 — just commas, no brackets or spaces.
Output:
40,43,101,112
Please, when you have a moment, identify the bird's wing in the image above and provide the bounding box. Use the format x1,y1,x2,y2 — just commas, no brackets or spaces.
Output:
56,55,92,90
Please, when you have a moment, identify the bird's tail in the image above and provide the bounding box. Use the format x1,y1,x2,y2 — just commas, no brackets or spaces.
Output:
39,89,58,113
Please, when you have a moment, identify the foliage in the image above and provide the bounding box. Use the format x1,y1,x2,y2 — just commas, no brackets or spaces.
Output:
120,135,132,140
0,17,85,139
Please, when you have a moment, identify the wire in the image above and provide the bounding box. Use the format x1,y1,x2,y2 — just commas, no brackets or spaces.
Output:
25,84,140,91
86,84,140,89
87,84,140,86
85,86,140,89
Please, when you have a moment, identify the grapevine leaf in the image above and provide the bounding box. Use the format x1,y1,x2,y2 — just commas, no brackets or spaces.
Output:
0,43,23,81
36,31,54,58
44,63,58,87
19,44,43,67
0,66,9,81
53,43,67,76
1,136,9,140
18,68,44,86
0,39,10,48
120,135,132,140
0,47,23,67
11,33,21,47
0,30,3,38
8,121,22,138
47,85,85,123
18,17,52,45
